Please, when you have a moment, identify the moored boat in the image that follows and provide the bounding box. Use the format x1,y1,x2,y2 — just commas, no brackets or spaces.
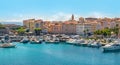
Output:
0,43,15,48
20,37,29,43
80,40,89,46
30,37,42,44
45,39,59,44
30,40,40,44
45,35,60,44
102,43,120,52
66,39,78,45
88,40,102,48
0,35,16,48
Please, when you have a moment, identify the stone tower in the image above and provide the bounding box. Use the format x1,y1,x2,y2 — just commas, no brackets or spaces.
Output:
71,14,74,21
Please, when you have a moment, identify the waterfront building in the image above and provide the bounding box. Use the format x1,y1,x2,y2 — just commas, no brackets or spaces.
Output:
62,15,78,34
41,21,51,33
23,15,120,35
96,22,102,30
76,23,93,35
23,19,35,32
90,21,99,32
34,19,44,28
78,17,85,23
23,19,44,33
85,17,98,22
47,15,78,34
43,21,52,33
115,19,120,26
85,20,98,32
108,21,116,28
62,21,77,34
114,20,120,38
48,22,62,34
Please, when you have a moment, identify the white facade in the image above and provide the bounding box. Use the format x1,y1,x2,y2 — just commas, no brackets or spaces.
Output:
103,21,109,28
109,21,116,28
96,23,102,30
76,23,92,35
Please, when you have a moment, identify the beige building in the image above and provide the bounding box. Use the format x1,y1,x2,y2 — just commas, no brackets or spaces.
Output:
23,19,44,32
48,22,62,34
76,23,92,35
23,15,120,35
62,21,77,34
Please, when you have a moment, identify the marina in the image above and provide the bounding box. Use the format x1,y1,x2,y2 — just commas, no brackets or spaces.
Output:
0,34,120,65
1,42,120,65
1,34,120,52
1,0,120,65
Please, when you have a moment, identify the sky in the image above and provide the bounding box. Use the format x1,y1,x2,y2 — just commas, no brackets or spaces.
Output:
0,0,120,22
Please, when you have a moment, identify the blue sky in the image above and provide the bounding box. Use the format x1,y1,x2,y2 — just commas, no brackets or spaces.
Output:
0,0,120,22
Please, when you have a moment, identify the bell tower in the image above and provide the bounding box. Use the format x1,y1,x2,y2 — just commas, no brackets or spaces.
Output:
71,14,74,21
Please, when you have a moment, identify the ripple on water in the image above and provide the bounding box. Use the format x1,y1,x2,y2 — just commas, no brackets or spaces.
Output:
0,42,120,65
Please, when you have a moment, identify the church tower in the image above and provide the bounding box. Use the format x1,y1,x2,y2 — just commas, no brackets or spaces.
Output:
71,14,74,21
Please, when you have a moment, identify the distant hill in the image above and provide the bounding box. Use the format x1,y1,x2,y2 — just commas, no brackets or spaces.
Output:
0,22,23,26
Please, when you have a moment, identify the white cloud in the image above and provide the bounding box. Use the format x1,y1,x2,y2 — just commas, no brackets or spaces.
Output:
42,12,72,21
0,19,22,22
0,12,113,22
87,12,111,18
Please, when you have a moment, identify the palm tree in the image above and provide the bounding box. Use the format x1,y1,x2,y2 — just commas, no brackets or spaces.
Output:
86,29,89,38
83,29,89,38
83,30,86,38
114,24,119,38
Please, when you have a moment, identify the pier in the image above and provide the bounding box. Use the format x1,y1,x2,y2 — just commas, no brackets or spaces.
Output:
0,36,23,42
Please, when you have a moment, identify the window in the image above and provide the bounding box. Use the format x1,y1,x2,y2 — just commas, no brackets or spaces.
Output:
35,23,40,28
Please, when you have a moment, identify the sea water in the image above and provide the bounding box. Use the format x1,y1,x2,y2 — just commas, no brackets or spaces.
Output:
0,42,120,65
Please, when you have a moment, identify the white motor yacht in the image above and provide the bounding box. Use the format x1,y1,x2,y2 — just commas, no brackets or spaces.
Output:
75,39,85,46
102,42,120,52
88,41,102,48
45,37,59,44
30,37,41,44
80,40,89,46
20,37,29,43
53,37,60,44
66,39,79,45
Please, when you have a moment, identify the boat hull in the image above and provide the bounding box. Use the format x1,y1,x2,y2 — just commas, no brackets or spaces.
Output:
20,40,29,43
0,43,16,48
45,41,59,44
30,41,41,44
102,46,120,52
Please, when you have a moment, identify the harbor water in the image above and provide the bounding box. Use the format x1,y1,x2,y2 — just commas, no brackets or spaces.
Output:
0,42,120,65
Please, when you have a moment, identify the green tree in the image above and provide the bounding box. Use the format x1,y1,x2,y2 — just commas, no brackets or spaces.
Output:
25,28,30,33
94,30,102,35
113,24,119,38
0,23,5,29
17,27,26,35
102,28,111,37
94,28,112,38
